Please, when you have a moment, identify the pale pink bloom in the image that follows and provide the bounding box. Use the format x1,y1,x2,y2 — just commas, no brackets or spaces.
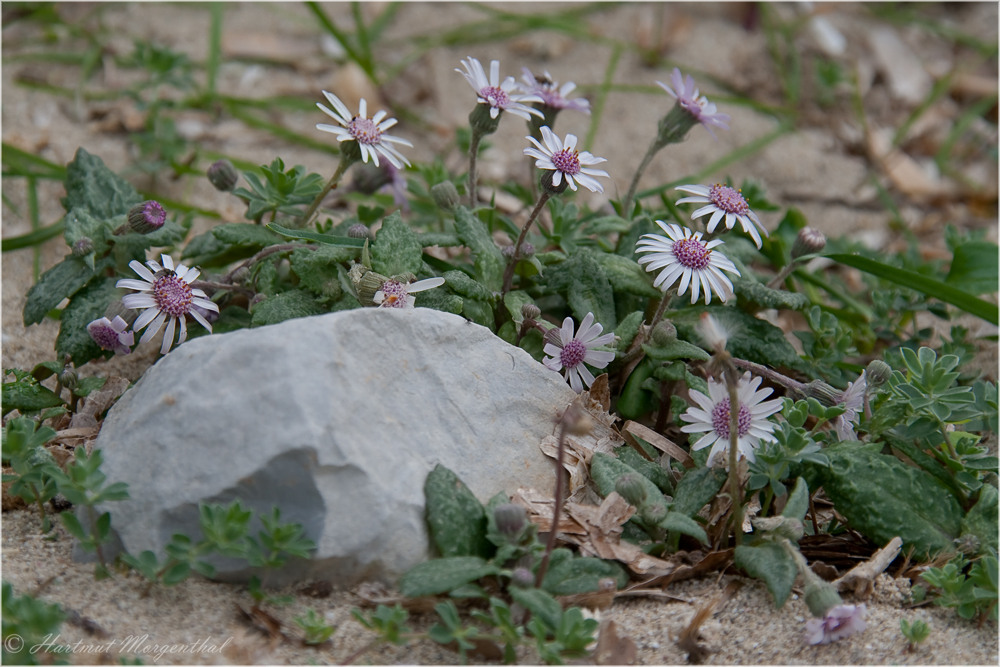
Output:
675,183,769,249
805,604,867,645
316,91,413,169
543,312,615,393
635,221,740,304
524,127,609,193
657,67,730,135
373,277,446,309
456,57,543,121
87,316,134,355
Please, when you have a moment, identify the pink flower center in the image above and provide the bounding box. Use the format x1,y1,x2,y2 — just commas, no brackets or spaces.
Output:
348,116,382,145
152,272,194,318
378,280,409,308
672,237,712,270
709,184,750,215
560,339,587,369
711,398,752,439
90,323,122,350
551,149,581,176
479,86,510,109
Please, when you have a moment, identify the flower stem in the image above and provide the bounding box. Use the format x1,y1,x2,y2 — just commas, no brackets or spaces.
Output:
725,369,744,547
648,289,672,333
730,356,807,395
535,406,574,589
766,258,804,289
467,130,483,208
501,191,552,295
299,159,351,227
623,140,662,218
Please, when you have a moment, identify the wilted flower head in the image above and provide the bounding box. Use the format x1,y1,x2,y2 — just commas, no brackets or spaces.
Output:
316,91,413,169
675,183,768,249
543,312,616,393
804,604,867,645
87,316,134,356
525,126,609,193
117,254,219,354
635,221,741,304
657,67,730,137
680,371,783,466
456,57,543,121
834,370,867,441
520,68,590,114
373,277,446,309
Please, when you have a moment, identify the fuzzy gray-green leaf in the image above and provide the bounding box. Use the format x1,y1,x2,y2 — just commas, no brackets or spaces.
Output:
61,148,142,220
398,557,499,597
23,257,95,326
424,464,490,558
250,290,323,327
734,542,798,607
540,555,627,595
453,206,504,292
371,212,423,276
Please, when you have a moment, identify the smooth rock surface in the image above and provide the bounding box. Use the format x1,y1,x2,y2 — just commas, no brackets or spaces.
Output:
94,308,575,586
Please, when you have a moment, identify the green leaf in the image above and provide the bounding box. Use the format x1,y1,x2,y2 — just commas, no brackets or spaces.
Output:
2,379,63,417
673,305,807,372
592,252,660,298
453,206,505,292
423,464,491,558
641,338,710,362
670,467,726,518
508,586,563,632
733,276,810,310
734,542,798,607
616,357,657,420
828,252,998,324
23,257,95,325
660,511,708,543
61,147,142,219
614,446,674,495
590,451,668,523
55,277,120,366
805,443,964,559
266,223,367,247
442,270,494,302
961,484,998,554
212,223,284,248
371,212,423,276
398,556,499,597
290,246,354,298
782,477,810,522
945,242,999,296
503,290,535,321
250,290,323,327
545,251,616,330
541,555,627,595
614,310,645,351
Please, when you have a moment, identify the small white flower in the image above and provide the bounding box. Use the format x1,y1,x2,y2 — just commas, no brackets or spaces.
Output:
835,371,867,441
87,316,134,356
316,91,413,169
524,126,609,193
456,57,543,121
680,371,783,467
675,183,769,249
543,312,616,393
657,67,730,134
117,254,218,354
520,68,590,113
373,277,446,309
635,221,741,304
804,604,867,645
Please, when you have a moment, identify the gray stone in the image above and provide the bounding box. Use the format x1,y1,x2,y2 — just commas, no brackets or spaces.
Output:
93,308,575,586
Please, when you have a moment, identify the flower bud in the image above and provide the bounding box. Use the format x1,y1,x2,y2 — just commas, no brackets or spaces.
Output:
804,577,843,619
511,567,535,588
347,224,372,241
430,182,461,212
750,515,804,541
71,237,94,257
468,103,502,136
865,360,892,388
539,170,569,196
520,243,535,258
792,227,827,259
58,366,78,392
639,502,667,525
494,503,528,540
207,159,239,191
501,245,517,260
520,303,541,321
615,473,648,507
126,200,166,235
802,379,842,406
651,320,678,346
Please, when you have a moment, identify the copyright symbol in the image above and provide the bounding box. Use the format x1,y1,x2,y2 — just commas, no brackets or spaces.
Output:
4,634,24,653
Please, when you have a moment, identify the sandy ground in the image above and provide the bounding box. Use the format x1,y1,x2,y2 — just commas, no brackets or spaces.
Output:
2,2,998,664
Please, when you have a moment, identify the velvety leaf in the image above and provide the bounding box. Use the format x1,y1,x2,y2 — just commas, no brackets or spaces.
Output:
592,252,660,299
781,477,810,522
541,555,627,595
733,275,810,310
250,290,323,327
453,206,504,292
212,223,285,248
734,542,798,607
1,378,64,416
545,252,616,330
805,443,964,559
660,511,708,544
290,246,355,298
673,306,807,372
60,147,142,220
55,277,120,366
590,452,667,515
616,357,657,421
503,290,535,321
509,586,562,632
614,311,644,352
641,338,710,362
181,229,261,268
398,557,499,598
961,484,998,553
423,464,490,558
266,223,367,248
614,446,674,495
23,256,95,326
462,298,494,328
443,270,494,302
371,212,423,276
670,467,726,518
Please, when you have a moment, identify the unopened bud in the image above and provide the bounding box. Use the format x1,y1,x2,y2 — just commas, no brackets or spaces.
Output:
511,567,535,588
651,320,677,346
350,163,391,195
430,182,461,212
207,159,239,191
656,102,700,147
560,405,593,436
792,227,826,259
865,360,892,388
520,243,535,258
751,515,804,541
804,577,843,619
802,379,842,406
494,504,528,540
615,474,648,507
230,266,250,285
58,366,78,392
639,503,667,525
126,200,166,235
71,237,94,257
501,245,517,259
347,224,372,240
520,303,541,321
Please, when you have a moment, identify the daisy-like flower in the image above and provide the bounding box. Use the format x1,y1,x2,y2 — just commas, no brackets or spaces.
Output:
524,126,609,193
373,277,446,309
316,91,413,169
543,312,616,393
657,67,730,135
834,370,867,441
456,57,543,121
117,254,219,355
635,221,741,304
520,68,590,113
87,316,134,356
680,371,783,467
675,183,769,249
804,604,867,645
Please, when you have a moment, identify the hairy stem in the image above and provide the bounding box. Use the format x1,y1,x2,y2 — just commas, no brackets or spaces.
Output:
300,159,351,226
467,130,483,208
623,140,662,217
501,191,552,296
535,407,573,588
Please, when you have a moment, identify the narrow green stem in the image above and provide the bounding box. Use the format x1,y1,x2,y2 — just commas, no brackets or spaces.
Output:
623,140,662,218
647,289,672,333
766,258,803,289
501,191,552,295
300,159,351,227
725,368,743,547
467,130,483,208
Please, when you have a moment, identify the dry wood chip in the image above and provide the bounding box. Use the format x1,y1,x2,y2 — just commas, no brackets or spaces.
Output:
622,421,693,468
834,536,903,598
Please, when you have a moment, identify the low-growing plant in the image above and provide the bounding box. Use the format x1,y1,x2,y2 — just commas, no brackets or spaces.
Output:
1,581,66,665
